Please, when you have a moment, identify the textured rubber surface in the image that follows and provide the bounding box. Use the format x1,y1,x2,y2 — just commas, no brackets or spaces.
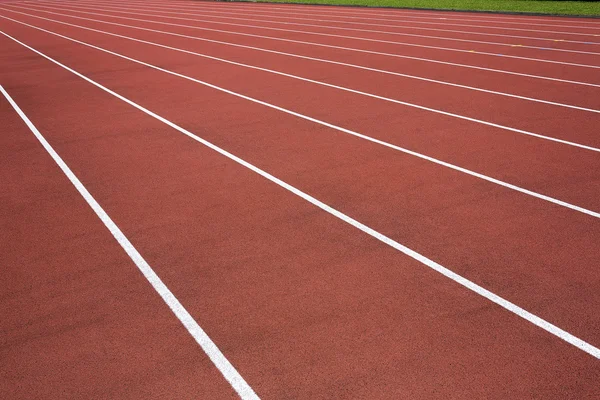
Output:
1,1,599,398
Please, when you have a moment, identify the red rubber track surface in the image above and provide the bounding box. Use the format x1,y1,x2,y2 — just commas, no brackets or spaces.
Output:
1,1,599,399
0,39,239,399
30,0,600,57
22,0,600,80
13,1,600,108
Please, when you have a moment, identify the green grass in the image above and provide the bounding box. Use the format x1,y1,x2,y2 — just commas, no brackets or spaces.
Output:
228,0,600,16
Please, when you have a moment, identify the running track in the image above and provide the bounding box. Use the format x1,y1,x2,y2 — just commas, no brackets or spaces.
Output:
1,0,599,398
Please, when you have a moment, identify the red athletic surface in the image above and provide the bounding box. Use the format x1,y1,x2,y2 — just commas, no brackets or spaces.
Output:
1,1,599,398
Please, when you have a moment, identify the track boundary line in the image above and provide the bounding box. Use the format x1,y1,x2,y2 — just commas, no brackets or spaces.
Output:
2,32,599,360
2,15,599,218
0,84,260,400
25,1,600,69
10,4,600,89
7,6,597,115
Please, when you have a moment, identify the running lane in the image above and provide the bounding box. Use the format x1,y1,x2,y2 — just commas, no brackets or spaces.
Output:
2,11,599,212
0,39,240,400
2,18,600,400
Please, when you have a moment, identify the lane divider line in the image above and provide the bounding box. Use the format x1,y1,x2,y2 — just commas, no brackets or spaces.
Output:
2,31,599,360
5,6,598,115
42,0,600,39
40,0,600,56
13,9,600,155
36,0,600,27
2,16,599,221
24,0,600,69
12,3,600,88
0,84,260,400
20,0,600,47
109,0,600,31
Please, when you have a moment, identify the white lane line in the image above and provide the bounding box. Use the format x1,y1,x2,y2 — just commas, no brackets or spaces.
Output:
46,0,600,57
3,11,598,148
27,1,600,68
0,84,260,400
3,32,599,361
113,0,600,30
48,0,600,41
10,5,600,89
8,7,597,114
35,0,600,48
2,15,599,220
23,0,600,30
78,0,600,33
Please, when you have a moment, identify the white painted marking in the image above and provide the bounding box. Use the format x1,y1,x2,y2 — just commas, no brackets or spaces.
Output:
18,0,600,29
0,85,260,400
6,6,598,115
44,0,600,40
22,1,600,66
101,0,600,31
20,1,600,57
39,0,600,47
77,0,600,32
1,16,599,220
2,33,599,361
8,4,600,89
